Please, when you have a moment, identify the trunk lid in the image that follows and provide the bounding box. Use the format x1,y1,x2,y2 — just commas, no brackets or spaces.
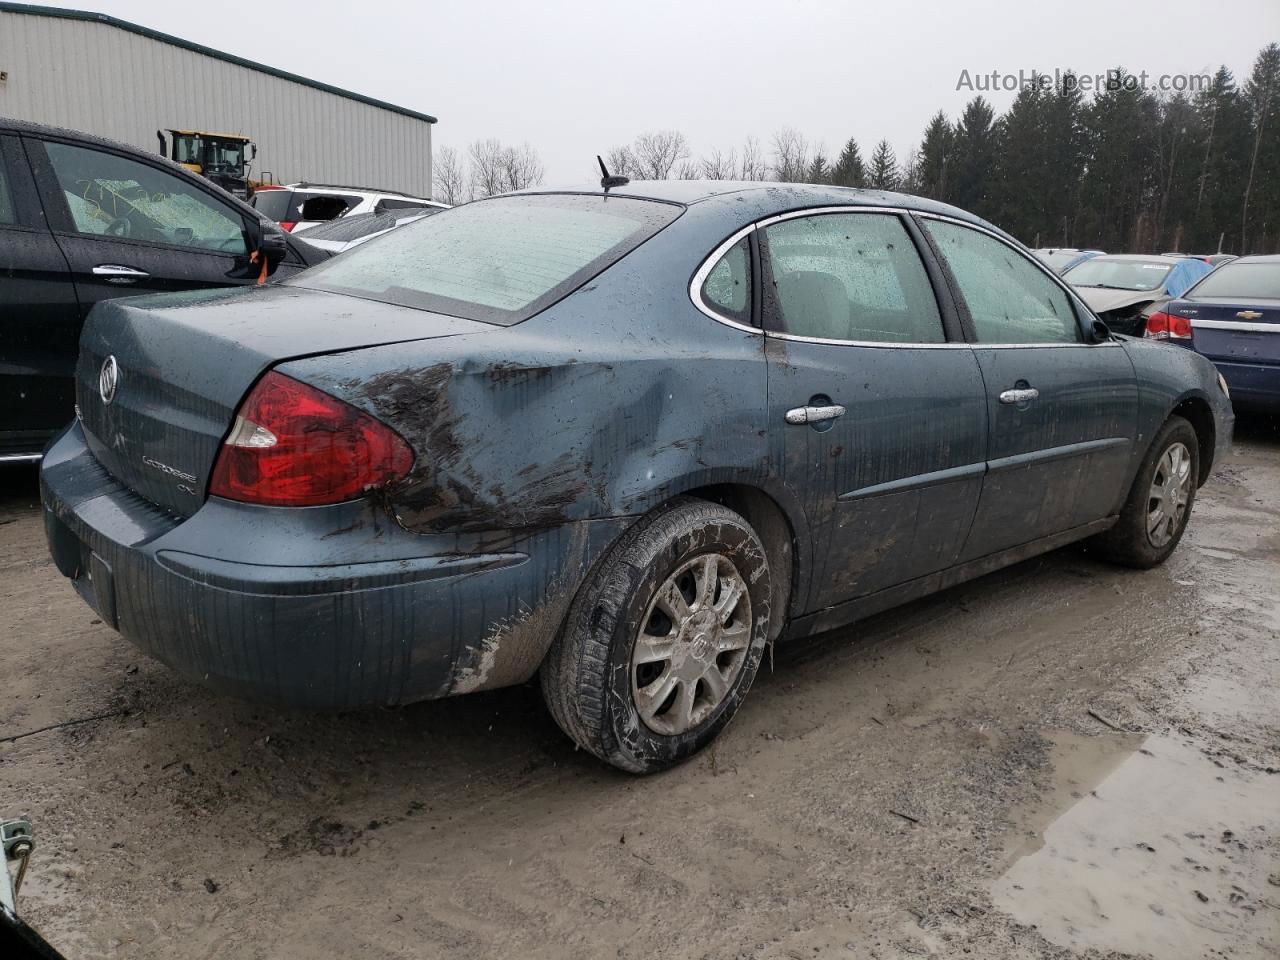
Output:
76,284,487,517
1172,296,1280,364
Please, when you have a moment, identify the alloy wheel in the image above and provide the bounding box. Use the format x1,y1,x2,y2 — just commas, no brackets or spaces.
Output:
631,553,753,736
1147,441,1193,548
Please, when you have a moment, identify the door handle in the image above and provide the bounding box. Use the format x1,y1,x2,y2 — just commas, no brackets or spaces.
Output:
999,387,1040,404
785,404,847,425
93,264,150,283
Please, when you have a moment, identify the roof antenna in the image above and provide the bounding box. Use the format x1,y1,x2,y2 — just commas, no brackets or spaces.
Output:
598,155,629,191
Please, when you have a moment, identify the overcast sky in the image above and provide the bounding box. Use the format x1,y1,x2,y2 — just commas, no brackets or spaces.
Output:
78,0,1280,185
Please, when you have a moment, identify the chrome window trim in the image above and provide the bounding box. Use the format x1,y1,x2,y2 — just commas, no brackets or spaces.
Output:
688,223,760,333
1191,318,1279,334
754,204,912,228
767,331,969,349
915,210,1101,347
975,341,1120,350
689,204,1112,349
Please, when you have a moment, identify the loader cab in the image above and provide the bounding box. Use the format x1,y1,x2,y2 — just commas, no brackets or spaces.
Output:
158,129,256,199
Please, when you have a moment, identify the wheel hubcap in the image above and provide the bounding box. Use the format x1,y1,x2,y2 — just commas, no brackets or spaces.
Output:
631,553,752,736
1147,441,1193,548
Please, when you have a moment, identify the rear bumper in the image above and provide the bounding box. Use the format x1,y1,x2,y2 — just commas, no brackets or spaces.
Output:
40,422,627,709
1212,359,1280,410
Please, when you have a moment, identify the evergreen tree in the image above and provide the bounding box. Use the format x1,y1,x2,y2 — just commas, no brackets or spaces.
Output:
806,154,831,184
831,137,866,187
1191,67,1252,252
1242,43,1280,252
1077,70,1163,250
1152,92,1204,253
991,80,1050,242
868,139,899,190
916,112,953,201
951,97,999,216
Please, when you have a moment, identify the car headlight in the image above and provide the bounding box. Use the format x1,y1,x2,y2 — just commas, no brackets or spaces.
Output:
1217,372,1230,399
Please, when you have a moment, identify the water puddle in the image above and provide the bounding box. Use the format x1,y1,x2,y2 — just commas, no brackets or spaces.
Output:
995,731,1279,958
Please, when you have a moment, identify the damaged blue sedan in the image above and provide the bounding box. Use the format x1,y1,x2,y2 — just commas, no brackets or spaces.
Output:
41,180,1233,773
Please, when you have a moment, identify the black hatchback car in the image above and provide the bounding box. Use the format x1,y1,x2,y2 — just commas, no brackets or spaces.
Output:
0,118,326,460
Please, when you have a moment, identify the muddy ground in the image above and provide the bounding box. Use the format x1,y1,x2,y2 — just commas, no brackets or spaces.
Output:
1,420,1277,960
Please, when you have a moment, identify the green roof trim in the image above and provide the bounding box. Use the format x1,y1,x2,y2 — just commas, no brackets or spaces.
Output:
0,2,437,124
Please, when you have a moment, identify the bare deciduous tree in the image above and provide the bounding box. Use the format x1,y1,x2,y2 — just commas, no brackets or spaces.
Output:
739,136,767,180
771,127,813,182
630,130,690,179
699,148,738,180
499,142,544,193
468,139,506,199
604,145,639,179
466,139,546,199
433,145,467,205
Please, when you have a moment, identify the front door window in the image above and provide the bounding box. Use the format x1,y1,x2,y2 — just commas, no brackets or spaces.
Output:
44,141,248,255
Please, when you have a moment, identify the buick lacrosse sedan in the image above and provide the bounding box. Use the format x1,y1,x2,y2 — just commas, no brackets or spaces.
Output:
41,181,1232,773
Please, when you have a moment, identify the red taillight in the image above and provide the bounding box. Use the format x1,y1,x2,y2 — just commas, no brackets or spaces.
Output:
278,221,297,232
1144,311,1192,341
209,371,413,507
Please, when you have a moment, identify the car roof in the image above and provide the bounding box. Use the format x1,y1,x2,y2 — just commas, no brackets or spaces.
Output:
510,180,1002,232
280,182,437,202
1224,254,1280,265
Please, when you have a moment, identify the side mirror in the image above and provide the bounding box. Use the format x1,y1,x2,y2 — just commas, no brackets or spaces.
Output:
1090,319,1112,343
246,217,288,274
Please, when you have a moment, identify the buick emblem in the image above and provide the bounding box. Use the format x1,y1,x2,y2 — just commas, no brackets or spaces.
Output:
99,356,119,405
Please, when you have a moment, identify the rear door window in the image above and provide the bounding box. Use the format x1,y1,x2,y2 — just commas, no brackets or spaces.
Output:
43,141,247,254
376,198,431,212
250,189,293,221
294,194,681,324
763,212,944,343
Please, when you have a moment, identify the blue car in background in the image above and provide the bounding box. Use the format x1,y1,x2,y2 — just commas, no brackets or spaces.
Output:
1147,254,1280,411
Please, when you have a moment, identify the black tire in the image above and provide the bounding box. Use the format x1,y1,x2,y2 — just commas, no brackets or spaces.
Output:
1087,415,1200,568
540,497,773,774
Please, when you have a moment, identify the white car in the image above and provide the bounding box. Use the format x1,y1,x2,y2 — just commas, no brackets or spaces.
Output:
249,182,446,234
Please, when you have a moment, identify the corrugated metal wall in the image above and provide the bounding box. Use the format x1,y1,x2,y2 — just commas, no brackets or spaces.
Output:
0,10,434,196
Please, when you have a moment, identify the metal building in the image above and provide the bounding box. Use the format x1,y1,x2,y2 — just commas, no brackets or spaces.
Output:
0,2,436,196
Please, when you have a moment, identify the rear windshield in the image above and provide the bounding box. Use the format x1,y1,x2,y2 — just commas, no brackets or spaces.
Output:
1065,258,1172,291
1187,262,1280,300
250,189,359,223
291,194,682,324
301,211,399,243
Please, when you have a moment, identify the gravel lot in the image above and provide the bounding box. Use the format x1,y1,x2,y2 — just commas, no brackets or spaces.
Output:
2,418,1277,960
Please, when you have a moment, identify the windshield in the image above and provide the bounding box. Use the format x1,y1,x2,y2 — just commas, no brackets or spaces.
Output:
293,194,682,324
1187,261,1280,300
205,139,245,174
173,135,203,165
1065,258,1172,291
